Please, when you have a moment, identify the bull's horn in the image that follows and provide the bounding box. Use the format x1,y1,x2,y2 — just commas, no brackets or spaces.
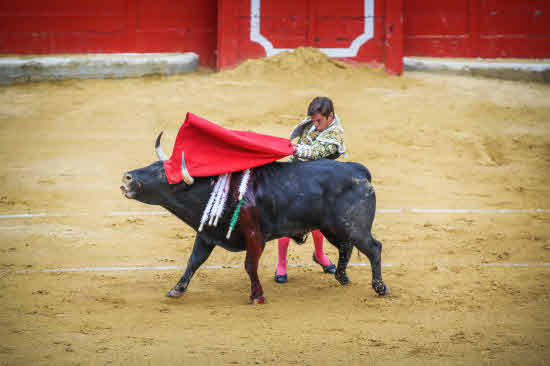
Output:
155,132,194,185
181,151,194,185
155,132,169,161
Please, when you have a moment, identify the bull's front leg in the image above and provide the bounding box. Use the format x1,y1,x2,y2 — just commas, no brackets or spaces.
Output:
335,242,353,285
166,234,214,298
239,207,265,304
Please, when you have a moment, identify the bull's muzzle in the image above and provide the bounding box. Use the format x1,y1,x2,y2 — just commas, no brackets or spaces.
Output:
120,173,140,199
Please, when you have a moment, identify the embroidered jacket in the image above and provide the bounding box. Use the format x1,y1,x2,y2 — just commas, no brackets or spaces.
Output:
290,114,346,162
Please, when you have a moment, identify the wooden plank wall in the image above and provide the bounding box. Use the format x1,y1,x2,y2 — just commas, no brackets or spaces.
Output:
1,1,548,73
404,0,550,58
0,0,218,68
217,0,390,71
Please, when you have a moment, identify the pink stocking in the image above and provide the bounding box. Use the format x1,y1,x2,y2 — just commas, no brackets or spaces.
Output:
312,230,331,266
276,237,290,275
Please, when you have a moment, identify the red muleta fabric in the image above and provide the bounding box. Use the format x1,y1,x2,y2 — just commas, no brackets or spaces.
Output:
163,112,294,184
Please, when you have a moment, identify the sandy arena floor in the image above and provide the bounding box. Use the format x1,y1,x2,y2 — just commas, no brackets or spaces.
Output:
1,49,549,365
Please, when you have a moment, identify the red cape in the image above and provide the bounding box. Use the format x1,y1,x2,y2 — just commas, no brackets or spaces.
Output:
164,113,294,184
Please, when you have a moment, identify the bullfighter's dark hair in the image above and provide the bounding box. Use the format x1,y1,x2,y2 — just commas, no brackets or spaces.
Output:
307,96,334,118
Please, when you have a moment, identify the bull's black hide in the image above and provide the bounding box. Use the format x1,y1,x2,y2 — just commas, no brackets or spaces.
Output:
122,155,389,303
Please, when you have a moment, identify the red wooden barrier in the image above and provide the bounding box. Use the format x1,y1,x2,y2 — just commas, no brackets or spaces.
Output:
2,1,547,75
404,0,550,58
385,0,403,75
217,0,390,71
0,0,218,68
479,0,550,58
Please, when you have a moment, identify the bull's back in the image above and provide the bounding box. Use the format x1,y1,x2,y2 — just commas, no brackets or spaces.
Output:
251,160,373,239
255,160,370,185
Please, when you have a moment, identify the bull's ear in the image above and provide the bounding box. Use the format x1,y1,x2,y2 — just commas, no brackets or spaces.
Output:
170,181,189,193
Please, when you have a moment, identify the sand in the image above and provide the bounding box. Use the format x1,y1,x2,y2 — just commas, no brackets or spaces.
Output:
1,48,549,365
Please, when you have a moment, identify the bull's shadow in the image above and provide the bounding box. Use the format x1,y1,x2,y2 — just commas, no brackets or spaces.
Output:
121,133,389,304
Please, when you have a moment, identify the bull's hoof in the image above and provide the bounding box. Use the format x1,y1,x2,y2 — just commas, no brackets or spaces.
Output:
166,288,183,298
249,296,265,305
335,273,350,285
372,280,390,296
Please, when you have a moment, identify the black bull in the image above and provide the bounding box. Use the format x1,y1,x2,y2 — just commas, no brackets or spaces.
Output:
121,137,389,304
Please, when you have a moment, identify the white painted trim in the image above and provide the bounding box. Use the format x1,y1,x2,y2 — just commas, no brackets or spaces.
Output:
404,57,550,72
250,0,375,58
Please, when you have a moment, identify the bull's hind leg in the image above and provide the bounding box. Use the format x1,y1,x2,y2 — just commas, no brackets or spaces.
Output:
240,207,266,304
244,242,265,304
320,232,353,285
166,235,214,298
355,234,390,296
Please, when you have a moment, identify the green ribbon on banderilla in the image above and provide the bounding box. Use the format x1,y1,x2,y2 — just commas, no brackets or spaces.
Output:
197,168,252,239
226,197,244,239
225,168,252,239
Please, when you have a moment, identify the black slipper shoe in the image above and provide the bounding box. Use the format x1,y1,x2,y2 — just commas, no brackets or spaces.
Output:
312,253,336,274
274,272,288,283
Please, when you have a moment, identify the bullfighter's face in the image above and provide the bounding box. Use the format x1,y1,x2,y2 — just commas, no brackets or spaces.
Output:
311,112,333,132
121,161,175,205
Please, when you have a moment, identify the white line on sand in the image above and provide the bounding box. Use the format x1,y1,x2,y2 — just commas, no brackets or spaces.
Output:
0,213,90,219
14,262,550,274
1,208,548,219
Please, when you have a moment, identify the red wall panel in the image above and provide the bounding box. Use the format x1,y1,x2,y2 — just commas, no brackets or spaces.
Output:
481,0,549,35
256,16,309,49
403,0,470,57
405,2,469,35
0,0,218,68
478,0,550,58
404,0,550,58
134,0,217,66
385,0,403,75
0,0,548,76
218,0,387,71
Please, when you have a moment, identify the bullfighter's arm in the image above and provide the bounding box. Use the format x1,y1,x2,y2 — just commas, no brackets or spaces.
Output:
293,127,345,161
293,140,339,160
